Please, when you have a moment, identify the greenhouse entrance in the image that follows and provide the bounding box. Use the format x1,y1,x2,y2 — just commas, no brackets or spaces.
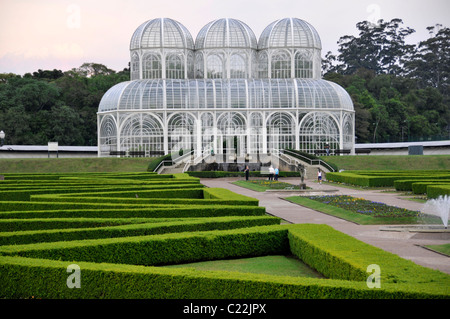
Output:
217,134,247,162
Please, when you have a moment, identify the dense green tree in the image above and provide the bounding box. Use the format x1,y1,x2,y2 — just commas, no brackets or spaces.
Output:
404,25,449,94
324,19,449,143
325,19,415,75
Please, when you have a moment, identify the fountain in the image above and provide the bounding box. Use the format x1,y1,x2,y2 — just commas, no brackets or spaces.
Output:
380,195,450,237
421,195,450,229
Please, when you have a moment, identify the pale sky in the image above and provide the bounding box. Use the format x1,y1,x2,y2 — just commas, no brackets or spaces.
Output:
1,0,449,75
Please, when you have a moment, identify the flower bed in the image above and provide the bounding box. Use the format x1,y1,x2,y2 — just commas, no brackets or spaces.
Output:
245,180,300,190
307,195,420,218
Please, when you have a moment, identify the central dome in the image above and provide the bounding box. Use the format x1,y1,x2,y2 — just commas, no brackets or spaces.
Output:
130,18,194,50
258,17,322,50
195,18,257,50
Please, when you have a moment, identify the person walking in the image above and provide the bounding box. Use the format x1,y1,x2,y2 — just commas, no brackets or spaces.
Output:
244,165,250,181
274,167,279,181
269,165,274,181
317,168,322,184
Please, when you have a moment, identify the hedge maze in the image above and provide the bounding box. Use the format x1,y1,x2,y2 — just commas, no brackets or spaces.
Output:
0,172,449,299
326,169,450,198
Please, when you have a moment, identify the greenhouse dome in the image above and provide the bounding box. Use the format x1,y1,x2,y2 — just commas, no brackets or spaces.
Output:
194,18,258,79
258,18,322,79
98,17,355,159
129,18,195,80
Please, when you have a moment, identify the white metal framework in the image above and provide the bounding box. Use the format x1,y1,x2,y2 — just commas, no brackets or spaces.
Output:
98,17,355,157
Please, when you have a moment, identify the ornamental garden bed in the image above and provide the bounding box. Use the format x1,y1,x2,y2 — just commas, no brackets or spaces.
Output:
285,195,442,225
0,172,448,299
232,180,308,192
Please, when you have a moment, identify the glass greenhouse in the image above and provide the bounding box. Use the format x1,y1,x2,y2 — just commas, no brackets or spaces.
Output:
98,17,355,158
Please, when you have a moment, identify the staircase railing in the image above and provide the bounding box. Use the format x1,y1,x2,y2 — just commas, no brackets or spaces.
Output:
281,149,336,172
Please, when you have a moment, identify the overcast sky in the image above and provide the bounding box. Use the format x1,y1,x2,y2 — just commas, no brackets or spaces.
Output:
1,0,449,75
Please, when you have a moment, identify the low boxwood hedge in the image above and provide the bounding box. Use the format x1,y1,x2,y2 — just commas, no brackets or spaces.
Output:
186,171,299,178
427,185,450,199
0,216,281,245
327,170,450,188
411,182,450,195
0,224,448,299
0,205,266,219
394,179,450,191
0,225,291,266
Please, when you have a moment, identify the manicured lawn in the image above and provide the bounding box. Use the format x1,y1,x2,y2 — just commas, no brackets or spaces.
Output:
163,255,325,278
424,243,450,257
233,180,303,192
0,157,152,173
285,195,442,225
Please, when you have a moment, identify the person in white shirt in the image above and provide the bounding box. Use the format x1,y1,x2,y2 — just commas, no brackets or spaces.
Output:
269,165,274,181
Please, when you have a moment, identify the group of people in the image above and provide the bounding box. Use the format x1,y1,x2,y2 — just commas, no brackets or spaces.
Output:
243,165,279,181
244,165,324,184
268,165,279,181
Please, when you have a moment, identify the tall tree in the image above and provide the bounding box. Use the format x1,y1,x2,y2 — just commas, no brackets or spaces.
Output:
327,18,415,76
404,25,450,95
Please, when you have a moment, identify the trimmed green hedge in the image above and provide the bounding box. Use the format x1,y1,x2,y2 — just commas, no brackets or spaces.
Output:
0,205,266,219
0,225,291,266
427,185,450,199
394,179,450,191
411,182,450,195
0,224,448,299
1,171,449,299
186,171,299,178
0,216,281,245
203,188,259,206
327,170,450,188
0,217,164,232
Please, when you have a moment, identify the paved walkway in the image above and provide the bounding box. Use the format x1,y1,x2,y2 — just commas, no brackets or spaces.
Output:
199,177,450,274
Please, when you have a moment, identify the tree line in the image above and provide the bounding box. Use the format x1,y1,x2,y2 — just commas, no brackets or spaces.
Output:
323,19,449,143
0,18,448,146
0,63,129,146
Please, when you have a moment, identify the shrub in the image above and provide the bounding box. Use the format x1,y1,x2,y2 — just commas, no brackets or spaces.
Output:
427,185,450,199
1,224,448,299
0,216,281,245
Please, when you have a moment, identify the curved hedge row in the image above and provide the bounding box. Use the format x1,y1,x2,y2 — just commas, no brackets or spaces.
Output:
0,171,449,299
327,170,450,197
1,224,448,299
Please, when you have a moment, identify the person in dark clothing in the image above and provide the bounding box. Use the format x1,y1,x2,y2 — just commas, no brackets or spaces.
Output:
244,166,250,181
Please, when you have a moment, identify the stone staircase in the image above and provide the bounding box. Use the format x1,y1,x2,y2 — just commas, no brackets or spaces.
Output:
157,161,185,174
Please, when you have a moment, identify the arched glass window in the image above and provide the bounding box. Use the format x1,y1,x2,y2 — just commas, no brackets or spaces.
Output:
206,54,223,79
143,53,162,79
271,51,291,78
299,112,339,153
201,112,215,153
249,112,263,153
230,54,246,78
166,53,185,79
99,115,117,156
258,52,268,78
168,113,196,153
131,53,140,80
267,112,295,151
120,113,164,155
295,51,313,78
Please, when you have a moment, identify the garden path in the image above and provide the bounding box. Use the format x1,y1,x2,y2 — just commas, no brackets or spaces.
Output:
199,176,450,274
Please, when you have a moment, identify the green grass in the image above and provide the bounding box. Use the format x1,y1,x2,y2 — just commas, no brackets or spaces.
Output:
424,244,450,257
232,180,302,192
320,155,450,171
0,157,152,173
163,255,325,278
285,195,442,225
